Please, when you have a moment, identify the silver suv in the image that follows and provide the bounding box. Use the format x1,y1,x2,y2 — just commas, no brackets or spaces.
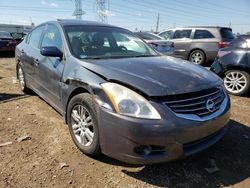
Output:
159,26,234,65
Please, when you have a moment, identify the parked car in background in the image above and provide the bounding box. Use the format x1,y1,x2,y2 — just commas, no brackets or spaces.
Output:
159,26,234,65
10,32,27,44
134,31,175,55
16,20,230,164
0,31,17,53
211,35,250,96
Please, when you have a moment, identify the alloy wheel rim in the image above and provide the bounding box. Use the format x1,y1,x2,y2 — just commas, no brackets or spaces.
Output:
224,71,247,94
191,52,203,64
18,67,25,90
71,105,94,147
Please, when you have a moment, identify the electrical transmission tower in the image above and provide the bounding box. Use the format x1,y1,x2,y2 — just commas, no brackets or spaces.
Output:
96,0,108,23
73,0,85,19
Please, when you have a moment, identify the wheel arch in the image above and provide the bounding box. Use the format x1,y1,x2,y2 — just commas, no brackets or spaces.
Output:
225,65,250,75
64,86,91,124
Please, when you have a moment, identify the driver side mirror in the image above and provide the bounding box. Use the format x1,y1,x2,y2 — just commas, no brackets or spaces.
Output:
40,46,63,59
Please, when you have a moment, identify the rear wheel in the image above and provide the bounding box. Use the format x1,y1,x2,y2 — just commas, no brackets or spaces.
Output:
67,93,101,156
223,70,250,96
189,50,205,65
17,64,31,94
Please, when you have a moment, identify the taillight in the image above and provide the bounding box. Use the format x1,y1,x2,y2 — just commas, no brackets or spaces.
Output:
148,42,158,48
8,39,17,45
217,41,228,48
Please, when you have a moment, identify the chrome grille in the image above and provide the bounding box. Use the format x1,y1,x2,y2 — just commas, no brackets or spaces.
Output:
164,87,225,117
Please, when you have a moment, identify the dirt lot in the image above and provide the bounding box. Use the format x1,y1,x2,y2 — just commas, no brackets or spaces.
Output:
0,56,250,188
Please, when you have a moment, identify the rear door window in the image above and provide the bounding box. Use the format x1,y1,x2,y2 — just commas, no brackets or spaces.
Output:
173,30,192,39
220,28,234,41
28,26,45,48
194,30,214,39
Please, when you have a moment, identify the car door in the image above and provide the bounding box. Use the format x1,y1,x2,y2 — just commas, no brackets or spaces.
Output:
191,29,219,61
20,25,45,87
34,24,65,112
171,29,192,59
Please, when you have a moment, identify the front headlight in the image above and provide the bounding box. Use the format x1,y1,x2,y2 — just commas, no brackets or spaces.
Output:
101,82,161,119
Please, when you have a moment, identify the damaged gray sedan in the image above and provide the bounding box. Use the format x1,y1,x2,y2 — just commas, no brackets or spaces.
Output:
15,20,230,164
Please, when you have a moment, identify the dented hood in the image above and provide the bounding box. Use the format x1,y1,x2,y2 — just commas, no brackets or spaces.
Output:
80,56,221,96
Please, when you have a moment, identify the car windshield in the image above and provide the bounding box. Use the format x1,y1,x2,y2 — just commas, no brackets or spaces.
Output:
64,25,158,59
0,31,11,37
135,32,163,40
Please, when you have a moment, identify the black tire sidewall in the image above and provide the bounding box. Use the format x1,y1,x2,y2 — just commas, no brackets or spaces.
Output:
67,93,100,156
224,70,250,96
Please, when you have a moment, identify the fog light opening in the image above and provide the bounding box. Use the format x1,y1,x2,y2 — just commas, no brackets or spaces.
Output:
134,145,152,156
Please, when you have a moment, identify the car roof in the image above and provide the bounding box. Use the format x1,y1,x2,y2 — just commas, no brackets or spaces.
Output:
54,19,120,28
183,26,230,28
161,26,231,31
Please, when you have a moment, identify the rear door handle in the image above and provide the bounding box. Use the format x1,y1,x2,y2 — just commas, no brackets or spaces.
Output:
34,59,39,66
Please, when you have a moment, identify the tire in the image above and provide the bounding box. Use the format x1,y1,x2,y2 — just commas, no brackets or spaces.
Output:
223,70,250,96
189,50,206,65
17,64,32,94
67,93,101,156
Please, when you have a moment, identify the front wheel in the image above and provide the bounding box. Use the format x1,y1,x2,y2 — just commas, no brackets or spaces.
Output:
223,70,250,96
67,93,101,156
189,50,205,65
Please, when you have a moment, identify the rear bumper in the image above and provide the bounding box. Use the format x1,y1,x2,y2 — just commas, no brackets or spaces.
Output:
210,60,225,77
98,95,230,165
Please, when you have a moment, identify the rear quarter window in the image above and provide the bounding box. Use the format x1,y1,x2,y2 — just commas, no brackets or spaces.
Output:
136,32,162,40
159,31,172,39
220,28,234,40
194,30,215,39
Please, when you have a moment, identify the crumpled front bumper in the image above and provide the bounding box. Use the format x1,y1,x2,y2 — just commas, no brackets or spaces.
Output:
97,95,230,165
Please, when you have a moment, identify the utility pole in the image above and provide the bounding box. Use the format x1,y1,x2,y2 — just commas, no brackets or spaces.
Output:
96,0,108,23
156,13,159,33
73,0,85,19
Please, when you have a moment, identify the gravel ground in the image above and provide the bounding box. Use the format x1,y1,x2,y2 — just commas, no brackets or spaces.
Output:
0,56,250,188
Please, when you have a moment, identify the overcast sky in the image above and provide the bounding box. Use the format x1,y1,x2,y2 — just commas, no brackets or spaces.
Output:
0,0,249,33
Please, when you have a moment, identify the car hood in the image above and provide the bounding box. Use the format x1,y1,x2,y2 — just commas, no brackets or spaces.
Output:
80,56,221,96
